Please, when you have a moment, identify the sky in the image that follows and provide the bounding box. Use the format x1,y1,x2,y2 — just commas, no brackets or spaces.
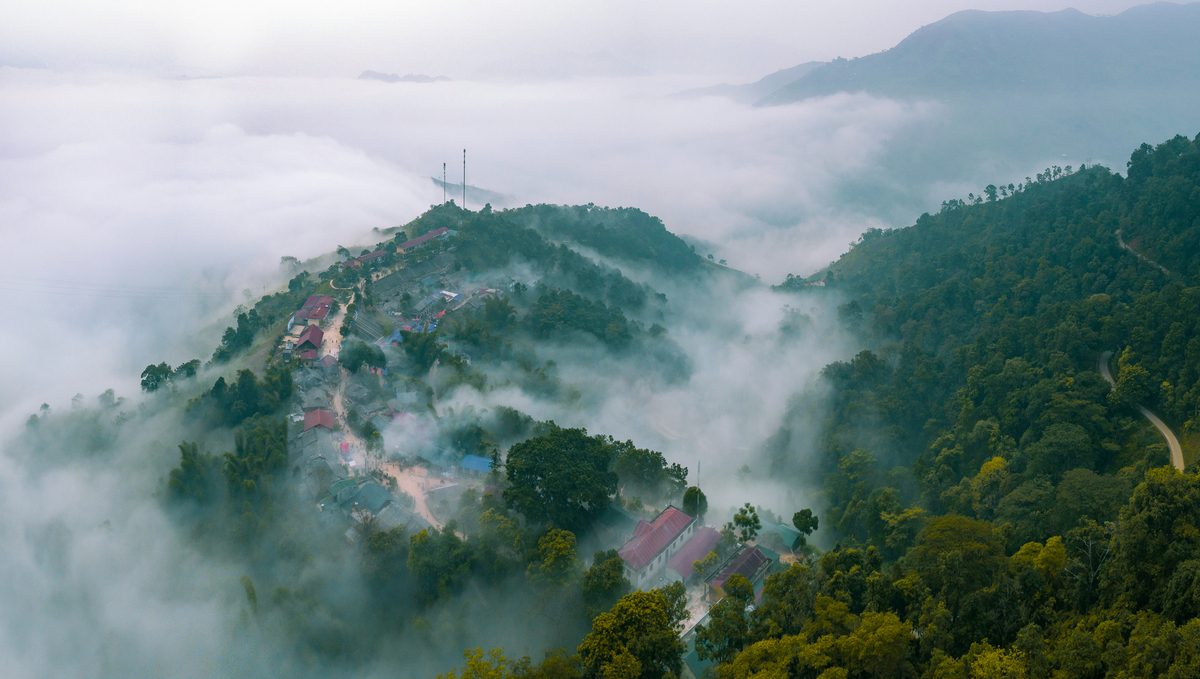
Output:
0,1,1150,79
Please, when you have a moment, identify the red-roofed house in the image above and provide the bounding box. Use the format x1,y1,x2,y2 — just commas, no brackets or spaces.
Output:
303,409,336,431
665,526,723,583
291,295,335,330
617,506,697,590
339,259,362,271
397,227,451,254
297,325,324,351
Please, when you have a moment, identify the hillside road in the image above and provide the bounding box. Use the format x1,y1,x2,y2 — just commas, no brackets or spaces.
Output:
1100,350,1184,470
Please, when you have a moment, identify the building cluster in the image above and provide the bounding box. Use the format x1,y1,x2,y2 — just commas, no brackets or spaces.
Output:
613,506,782,601
281,295,334,359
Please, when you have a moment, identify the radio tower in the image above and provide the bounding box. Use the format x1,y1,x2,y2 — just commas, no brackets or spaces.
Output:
443,163,446,204
462,149,467,209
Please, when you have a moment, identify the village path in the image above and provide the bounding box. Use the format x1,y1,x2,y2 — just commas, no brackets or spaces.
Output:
1100,350,1184,470
380,462,442,529
1116,229,1172,277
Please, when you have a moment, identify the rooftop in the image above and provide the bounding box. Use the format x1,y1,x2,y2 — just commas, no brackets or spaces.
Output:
666,526,723,580
304,409,336,431
302,295,334,310
357,250,388,262
709,546,771,590
618,507,695,572
298,325,324,348
460,454,494,472
398,227,451,250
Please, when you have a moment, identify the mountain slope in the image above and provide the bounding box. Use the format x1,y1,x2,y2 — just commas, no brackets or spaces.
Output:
671,61,823,104
760,2,1200,105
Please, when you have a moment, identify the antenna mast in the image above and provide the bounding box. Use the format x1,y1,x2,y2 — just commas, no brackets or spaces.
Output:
462,149,467,209
443,163,446,204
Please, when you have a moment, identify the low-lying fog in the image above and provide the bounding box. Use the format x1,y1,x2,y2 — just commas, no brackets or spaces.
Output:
0,1,1169,676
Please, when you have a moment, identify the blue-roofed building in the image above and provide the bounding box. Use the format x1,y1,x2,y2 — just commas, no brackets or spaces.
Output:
460,454,494,477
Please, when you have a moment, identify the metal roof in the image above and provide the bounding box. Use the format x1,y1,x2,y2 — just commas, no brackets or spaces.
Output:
297,325,324,349
303,409,336,431
460,454,493,472
666,526,723,580
709,546,770,590
398,227,451,250
618,507,694,572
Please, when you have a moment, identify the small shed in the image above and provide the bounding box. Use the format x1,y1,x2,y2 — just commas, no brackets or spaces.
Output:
459,454,494,477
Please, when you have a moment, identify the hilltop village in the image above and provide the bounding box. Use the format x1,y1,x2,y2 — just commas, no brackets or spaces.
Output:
257,209,806,676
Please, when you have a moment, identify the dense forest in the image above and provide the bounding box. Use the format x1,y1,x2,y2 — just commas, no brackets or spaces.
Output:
19,133,1200,679
732,133,1200,677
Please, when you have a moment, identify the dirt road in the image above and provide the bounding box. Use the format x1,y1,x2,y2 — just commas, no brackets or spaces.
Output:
1100,350,1184,470
380,462,441,528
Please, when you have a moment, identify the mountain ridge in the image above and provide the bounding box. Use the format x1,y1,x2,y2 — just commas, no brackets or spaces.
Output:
758,1,1200,105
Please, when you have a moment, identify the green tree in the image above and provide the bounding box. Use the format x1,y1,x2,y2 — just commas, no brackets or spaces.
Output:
167,441,222,503
584,550,631,621
656,581,688,631
752,564,816,640
504,427,619,532
695,574,754,663
140,362,173,392
408,524,475,605
401,330,447,373
528,528,579,588
577,589,684,679
1111,467,1200,610
682,486,708,519
792,509,819,536
907,516,1005,610
733,503,761,542
340,339,386,373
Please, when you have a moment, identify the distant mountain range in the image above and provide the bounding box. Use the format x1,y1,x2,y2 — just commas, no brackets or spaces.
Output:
684,2,1200,107
359,71,451,83
760,2,1200,105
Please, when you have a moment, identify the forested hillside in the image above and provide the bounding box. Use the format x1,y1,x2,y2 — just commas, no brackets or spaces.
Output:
729,133,1200,677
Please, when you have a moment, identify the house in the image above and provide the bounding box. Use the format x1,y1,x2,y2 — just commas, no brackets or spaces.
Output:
665,526,723,583
328,478,359,504
299,349,319,363
769,523,805,552
397,227,451,254
617,506,697,590
459,454,493,477
357,250,388,265
339,258,363,271
297,325,324,351
292,295,335,329
377,501,432,533
703,545,777,603
303,409,336,431
320,355,338,368
341,482,397,514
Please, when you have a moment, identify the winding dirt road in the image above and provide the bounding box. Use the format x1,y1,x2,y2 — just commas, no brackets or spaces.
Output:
1100,350,1184,470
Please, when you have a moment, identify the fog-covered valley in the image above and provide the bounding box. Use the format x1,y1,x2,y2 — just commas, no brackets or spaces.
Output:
4,1,1200,678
